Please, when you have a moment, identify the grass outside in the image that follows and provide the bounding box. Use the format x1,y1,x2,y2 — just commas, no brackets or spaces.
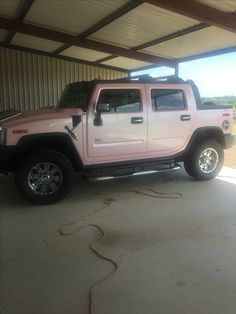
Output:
233,119,236,136
224,119,236,168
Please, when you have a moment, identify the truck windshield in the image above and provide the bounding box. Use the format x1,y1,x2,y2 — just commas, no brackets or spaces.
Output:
58,81,94,111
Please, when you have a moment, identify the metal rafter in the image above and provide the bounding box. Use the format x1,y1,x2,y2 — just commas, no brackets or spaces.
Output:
144,0,236,33
129,44,236,73
53,0,144,55
177,45,236,63
0,17,175,67
4,0,35,44
94,55,117,64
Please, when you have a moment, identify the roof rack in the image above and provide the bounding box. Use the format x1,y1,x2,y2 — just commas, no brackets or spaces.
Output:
114,74,185,84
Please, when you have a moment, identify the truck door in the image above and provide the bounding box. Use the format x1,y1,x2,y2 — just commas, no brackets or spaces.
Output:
145,84,194,158
85,85,147,164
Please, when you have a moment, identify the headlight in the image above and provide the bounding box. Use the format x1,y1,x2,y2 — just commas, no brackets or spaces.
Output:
0,126,6,145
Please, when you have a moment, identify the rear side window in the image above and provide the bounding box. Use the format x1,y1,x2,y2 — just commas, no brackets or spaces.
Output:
151,89,185,111
97,89,141,113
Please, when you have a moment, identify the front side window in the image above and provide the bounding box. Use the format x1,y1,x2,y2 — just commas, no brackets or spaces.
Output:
151,89,185,111
97,89,141,113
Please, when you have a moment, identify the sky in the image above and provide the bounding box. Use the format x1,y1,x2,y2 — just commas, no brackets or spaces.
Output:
132,52,236,97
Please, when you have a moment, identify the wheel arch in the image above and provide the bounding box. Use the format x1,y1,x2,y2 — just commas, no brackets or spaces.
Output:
184,127,225,157
16,133,83,171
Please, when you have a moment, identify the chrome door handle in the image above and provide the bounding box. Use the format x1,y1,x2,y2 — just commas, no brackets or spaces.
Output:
180,114,191,121
131,117,143,124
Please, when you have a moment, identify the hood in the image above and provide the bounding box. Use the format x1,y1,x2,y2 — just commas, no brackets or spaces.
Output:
2,107,84,128
0,110,23,123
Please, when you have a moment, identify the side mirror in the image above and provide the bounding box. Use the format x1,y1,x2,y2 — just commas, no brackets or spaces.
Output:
94,110,102,126
94,103,111,126
97,103,111,113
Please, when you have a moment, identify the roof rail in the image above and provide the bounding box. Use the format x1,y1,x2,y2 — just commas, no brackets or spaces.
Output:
114,74,185,83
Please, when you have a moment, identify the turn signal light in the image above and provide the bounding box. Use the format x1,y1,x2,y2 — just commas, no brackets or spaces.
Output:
12,129,28,134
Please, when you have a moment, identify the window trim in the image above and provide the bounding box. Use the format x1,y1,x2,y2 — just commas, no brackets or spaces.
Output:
150,88,187,112
95,87,143,114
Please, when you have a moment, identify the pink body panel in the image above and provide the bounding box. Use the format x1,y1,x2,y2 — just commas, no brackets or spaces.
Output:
84,83,147,164
3,108,83,145
145,84,196,158
2,84,233,167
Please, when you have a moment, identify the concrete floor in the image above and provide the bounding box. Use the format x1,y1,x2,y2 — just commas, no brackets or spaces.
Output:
1,166,236,314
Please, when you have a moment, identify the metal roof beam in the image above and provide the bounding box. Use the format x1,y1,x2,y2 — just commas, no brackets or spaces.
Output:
0,17,175,67
177,45,236,63
94,55,117,64
54,0,144,55
144,0,236,33
4,0,35,44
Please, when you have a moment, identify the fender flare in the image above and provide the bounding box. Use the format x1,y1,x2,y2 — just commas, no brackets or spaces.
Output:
185,126,225,154
17,132,83,171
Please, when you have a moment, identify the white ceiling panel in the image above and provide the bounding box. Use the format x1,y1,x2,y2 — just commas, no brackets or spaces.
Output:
25,0,129,35
102,57,151,70
11,33,62,52
89,3,199,48
196,0,236,13
60,46,110,62
141,26,236,59
0,0,22,18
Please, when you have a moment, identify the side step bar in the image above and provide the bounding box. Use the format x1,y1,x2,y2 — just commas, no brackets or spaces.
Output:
83,162,181,179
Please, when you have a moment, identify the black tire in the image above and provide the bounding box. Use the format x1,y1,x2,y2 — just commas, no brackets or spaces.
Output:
184,160,194,177
15,150,74,205
184,140,224,180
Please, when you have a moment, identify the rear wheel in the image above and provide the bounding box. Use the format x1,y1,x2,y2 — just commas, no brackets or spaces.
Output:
184,140,224,180
15,150,74,205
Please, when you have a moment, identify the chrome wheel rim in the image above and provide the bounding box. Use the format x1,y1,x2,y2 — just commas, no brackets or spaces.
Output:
28,162,63,195
199,148,219,174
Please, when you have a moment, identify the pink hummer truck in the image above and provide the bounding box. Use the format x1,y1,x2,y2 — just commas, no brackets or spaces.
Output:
0,76,234,204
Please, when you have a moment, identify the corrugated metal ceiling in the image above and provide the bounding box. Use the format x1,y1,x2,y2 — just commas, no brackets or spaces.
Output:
101,56,151,70
89,3,199,48
60,46,110,62
0,0,22,18
0,0,235,72
142,26,236,59
196,0,236,13
24,0,129,35
11,33,62,52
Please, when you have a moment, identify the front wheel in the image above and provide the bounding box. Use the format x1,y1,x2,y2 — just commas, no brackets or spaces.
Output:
15,150,74,205
184,140,224,180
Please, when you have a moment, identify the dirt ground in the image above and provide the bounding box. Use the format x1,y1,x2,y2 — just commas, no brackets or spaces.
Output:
224,143,236,168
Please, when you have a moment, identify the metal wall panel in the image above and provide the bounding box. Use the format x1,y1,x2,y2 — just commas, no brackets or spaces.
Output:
0,47,127,112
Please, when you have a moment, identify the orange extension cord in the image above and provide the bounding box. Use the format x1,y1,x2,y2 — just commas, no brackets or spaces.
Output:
59,188,183,314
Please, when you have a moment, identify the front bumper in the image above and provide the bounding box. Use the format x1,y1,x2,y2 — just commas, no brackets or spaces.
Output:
0,145,17,174
224,134,235,149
